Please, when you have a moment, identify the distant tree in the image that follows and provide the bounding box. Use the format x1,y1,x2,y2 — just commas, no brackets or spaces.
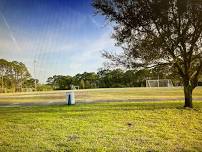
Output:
47,77,54,85
46,75,72,90
123,70,135,87
18,62,31,90
72,72,98,89
97,69,125,88
23,78,39,88
134,69,152,87
80,79,85,89
93,0,202,108
110,69,125,87
0,59,31,92
9,61,31,91
82,72,98,88
72,74,83,86
97,69,112,88
0,59,8,92
37,84,53,91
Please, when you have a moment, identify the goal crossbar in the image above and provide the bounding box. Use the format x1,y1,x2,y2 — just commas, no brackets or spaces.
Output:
146,79,173,87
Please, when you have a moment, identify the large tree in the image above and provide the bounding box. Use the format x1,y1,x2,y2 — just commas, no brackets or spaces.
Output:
93,0,202,108
0,59,31,92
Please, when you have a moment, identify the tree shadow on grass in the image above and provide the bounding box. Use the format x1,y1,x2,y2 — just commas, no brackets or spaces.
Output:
74,102,185,111
1,101,201,115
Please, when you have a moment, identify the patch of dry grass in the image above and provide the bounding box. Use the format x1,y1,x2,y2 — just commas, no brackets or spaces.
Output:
0,87,202,103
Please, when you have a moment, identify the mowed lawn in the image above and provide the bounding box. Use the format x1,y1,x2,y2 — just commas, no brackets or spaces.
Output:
0,102,202,151
0,87,202,103
0,88,202,151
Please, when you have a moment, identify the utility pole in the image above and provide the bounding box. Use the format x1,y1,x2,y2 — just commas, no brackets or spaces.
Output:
34,60,37,91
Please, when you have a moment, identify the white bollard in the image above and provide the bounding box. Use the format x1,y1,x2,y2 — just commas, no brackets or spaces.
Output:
66,92,75,105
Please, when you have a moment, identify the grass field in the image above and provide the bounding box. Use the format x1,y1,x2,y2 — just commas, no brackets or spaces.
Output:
0,87,202,151
0,87,202,104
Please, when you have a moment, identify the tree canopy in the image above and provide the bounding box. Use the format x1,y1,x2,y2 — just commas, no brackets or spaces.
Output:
46,68,179,90
0,59,35,92
93,0,202,108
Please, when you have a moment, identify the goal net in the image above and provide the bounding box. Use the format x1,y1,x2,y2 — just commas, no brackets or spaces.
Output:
70,85,80,90
146,79,173,87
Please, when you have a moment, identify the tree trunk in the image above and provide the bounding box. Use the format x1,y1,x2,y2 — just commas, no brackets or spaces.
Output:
184,85,193,108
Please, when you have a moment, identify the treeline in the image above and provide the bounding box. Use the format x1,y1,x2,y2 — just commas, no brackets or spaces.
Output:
47,68,180,90
1,59,201,92
0,59,37,92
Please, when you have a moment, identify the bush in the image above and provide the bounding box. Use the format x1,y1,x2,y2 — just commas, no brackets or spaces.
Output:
37,84,53,91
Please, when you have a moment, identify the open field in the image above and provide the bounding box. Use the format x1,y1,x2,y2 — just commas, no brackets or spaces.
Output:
0,101,202,151
0,87,202,151
0,87,202,106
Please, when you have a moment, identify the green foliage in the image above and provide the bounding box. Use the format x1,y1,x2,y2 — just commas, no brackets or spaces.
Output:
36,84,53,91
46,68,185,90
73,72,98,89
80,79,85,89
23,78,39,88
0,59,33,92
47,75,72,90
93,0,202,107
0,101,201,151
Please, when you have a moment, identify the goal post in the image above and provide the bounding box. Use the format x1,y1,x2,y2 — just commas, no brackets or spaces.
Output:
146,79,173,87
70,85,80,90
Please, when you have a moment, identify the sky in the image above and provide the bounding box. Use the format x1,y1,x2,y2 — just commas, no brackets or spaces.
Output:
0,0,119,83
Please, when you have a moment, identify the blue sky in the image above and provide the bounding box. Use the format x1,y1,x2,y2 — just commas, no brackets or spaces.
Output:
0,0,118,82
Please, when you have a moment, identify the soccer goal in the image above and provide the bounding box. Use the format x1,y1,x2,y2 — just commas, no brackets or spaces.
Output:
146,79,173,87
70,85,80,90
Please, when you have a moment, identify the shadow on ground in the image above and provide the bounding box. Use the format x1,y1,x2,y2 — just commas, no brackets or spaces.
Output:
0,101,201,115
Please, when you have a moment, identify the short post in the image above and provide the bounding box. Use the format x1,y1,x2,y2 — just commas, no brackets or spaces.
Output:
66,91,75,105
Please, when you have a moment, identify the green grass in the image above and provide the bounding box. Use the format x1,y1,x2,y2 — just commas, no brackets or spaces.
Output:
1,87,202,103
0,88,202,151
0,101,202,151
